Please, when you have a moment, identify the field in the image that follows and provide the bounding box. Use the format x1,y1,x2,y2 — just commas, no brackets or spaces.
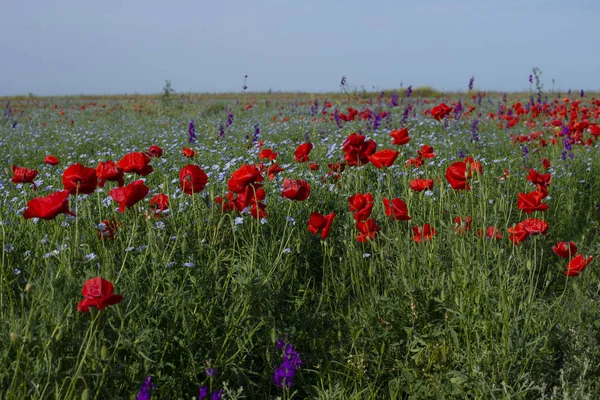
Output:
2,88,600,399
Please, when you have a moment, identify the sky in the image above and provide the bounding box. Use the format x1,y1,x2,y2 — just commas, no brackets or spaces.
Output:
1,0,598,96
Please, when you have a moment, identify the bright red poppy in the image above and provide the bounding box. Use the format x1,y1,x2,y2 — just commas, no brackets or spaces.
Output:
294,142,313,162
431,103,453,121
62,164,98,195
147,145,163,158
259,148,278,161
44,155,60,165
417,145,436,159
390,128,410,146
527,169,551,188
77,277,123,312
228,164,263,193
367,149,400,169
413,224,437,242
180,164,208,195
342,133,377,166
356,218,379,242
109,180,149,212
521,218,549,235
268,163,284,181
12,165,38,190
182,147,196,158
478,226,503,240
214,192,236,213
405,155,424,168
118,152,153,176
564,254,593,277
445,158,481,190
507,223,529,244
309,163,319,171
552,241,578,258
149,193,169,213
96,160,124,188
349,193,374,221
308,212,336,239
517,191,549,214
281,178,311,201
409,178,434,192
383,197,411,220
541,158,551,170
23,190,76,220
453,216,472,234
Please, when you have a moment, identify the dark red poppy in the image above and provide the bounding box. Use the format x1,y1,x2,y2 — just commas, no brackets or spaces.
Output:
249,202,268,219
44,155,60,165
77,277,123,312
517,191,549,214
62,164,98,195
328,163,346,173
309,163,319,171
118,152,153,176
390,128,410,146
12,165,38,190
294,142,313,162
268,163,284,181
214,192,236,213
409,178,434,192
431,103,453,121
342,133,377,166
356,218,379,242
413,224,437,242
109,180,149,212
478,226,502,240
23,190,76,220
383,197,411,220
281,178,310,201
259,148,278,161
180,164,208,195
553,241,577,259
541,158,551,170
526,169,551,188
146,145,163,158
417,145,436,159
564,254,593,277
96,160,124,188
182,147,196,158
349,193,374,221
228,164,263,194
308,212,336,239
367,149,399,169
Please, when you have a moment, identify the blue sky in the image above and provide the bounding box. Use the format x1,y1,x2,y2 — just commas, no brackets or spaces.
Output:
1,0,598,95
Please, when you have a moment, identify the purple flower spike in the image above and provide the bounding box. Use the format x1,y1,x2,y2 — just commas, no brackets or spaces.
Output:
136,376,154,400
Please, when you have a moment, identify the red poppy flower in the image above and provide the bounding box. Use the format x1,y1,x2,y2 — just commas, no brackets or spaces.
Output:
214,192,236,213
356,218,379,242
149,193,169,212
349,193,374,221
383,197,411,220
281,178,310,201
564,254,593,277
309,163,319,171
308,212,336,239
526,169,551,188
507,223,529,244
342,133,377,166
405,155,424,168
118,152,153,176
77,277,123,313
463,157,483,174
146,145,163,158
12,165,38,190
521,218,549,235
249,202,267,219
23,190,76,220
96,160,124,188
478,226,502,240
552,241,578,259
44,155,60,165
431,103,453,121
409,178,434,192
367,149,400,169
390,127,410,146
62,164,98,195
259,148,278,161
180,164,208,195
182,147,196,158
517,191,549,214
541,158,551,170
453,216,472,234
109,180,149,212
228,164,263,193
294,142,313,162
97,219,121,240
413,224,437,242
328,163,346,173
267,163,284,181
417,145,436,159
446,158,481,191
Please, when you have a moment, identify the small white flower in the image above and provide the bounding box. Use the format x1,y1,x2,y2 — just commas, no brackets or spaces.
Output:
286,216,296,225
283,248,292,253
85,253,97,261
183,261,195,267
156,221,165,229
234,217,244,225
363,253,371,258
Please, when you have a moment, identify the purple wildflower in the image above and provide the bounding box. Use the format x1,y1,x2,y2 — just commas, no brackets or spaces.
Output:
340,76,347,87
253,124,260,143
242,75,248,91
468,76,474,91
458,149,465,158
274,340,302,390
188,120,196,143
198,385,209,400
401,104,411,125
405,85,412,98
136,376,154,400
205,367,216,378
390,92,399,107
226,112,234,127
580,89,585,97
471,119,480,142
211,389,223,400
529,74,533,84
218,125,224,137
373,113,382,131
454,100,463,120
502,93,507,103
333,109,342,128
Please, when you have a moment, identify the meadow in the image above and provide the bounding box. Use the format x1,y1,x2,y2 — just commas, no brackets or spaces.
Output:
1,87,600,399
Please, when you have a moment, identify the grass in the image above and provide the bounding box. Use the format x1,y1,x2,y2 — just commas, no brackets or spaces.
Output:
1,90,600,399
